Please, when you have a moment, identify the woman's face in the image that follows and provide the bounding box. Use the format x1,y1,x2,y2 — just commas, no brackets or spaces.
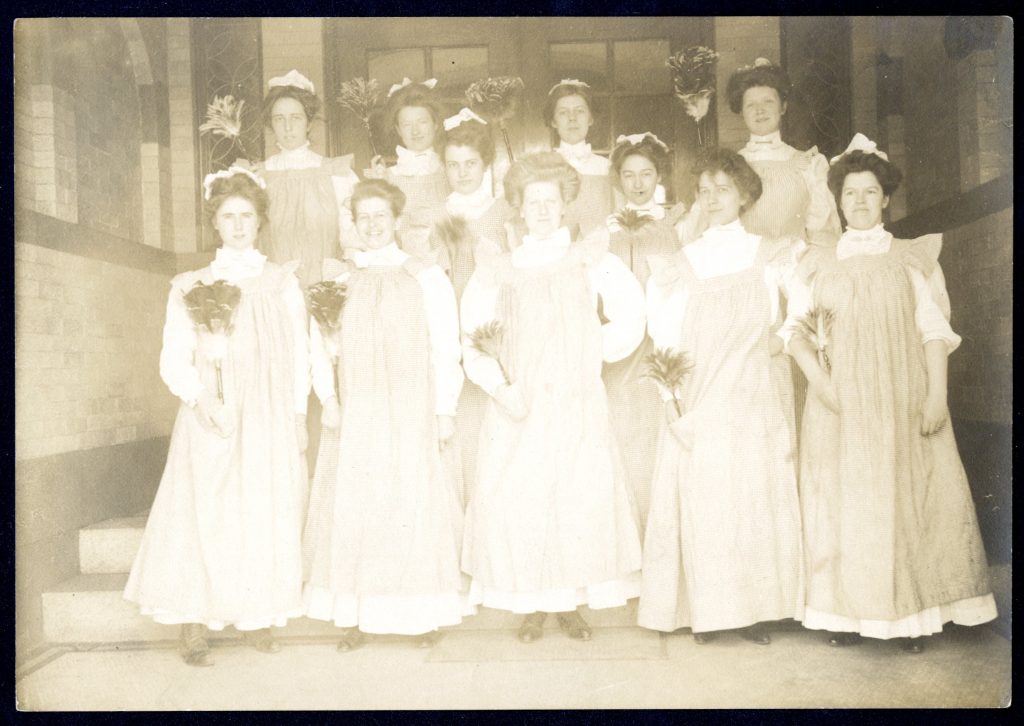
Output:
840,171,889,230
354,196,398,250
619,153,661,206
551,94,593,145
520,180,565,238
396,105,437,152
270,96,310,151
214,196,260,251
444,144,487,195
697,170,747,227
741,85,785,137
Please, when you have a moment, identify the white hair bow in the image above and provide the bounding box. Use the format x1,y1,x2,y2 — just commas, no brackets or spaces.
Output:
615,132,669,151
202,166,267,201
387,77,438,98
548,78,591,95
444,107,487,131
830,132,889,165
268,69,315,94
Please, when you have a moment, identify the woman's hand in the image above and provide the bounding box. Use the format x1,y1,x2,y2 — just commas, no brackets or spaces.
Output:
363,155,387,180
295,414,308,453
194,390,233,438
808,370,840,414
437,415,456,449
321,396,341,429
768,335,784,356
494,382,528,422
920,392,949,435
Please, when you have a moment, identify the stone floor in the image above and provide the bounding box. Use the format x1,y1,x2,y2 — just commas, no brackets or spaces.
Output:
15,623,1011,710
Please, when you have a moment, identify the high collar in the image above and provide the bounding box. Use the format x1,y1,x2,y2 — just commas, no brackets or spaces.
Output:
276,140,312,155
742,131,788,159
521,226,572,251
210,246,266,282
696,219,747,242
837,224,892,260
265,142,323,171
347,242,406,268
624,200,666,219
394,146,441,176
557,140,592,162
446,184,494,220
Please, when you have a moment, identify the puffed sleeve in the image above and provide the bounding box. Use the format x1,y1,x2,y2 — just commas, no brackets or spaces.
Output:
459,269,506,397
159,275,204,406
645,258,689,402
416,264,465,415
768,239,813,349
802,149,841,245
908,266,961,353
281,268,310,415
589,252,646,363
331,163,361,249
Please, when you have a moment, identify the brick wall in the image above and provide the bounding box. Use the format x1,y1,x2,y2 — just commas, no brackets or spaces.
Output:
849,17,878,142
943,207,1013,425
713,17,781,151
168,18,199,254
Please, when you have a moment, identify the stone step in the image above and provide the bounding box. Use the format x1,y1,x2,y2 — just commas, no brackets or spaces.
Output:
42,572,640,644
78,515,148,575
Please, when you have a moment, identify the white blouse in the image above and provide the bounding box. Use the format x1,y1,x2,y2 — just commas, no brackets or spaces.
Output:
646,221,802,362
393,146,443,177
556,141,611,176
264,142,360,246
445,185,494,220
782,224,961,353
160,247,310,415
460,226,646,397
309,242,464,416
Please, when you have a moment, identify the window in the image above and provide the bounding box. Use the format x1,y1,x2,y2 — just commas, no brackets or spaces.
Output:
367,45,489,102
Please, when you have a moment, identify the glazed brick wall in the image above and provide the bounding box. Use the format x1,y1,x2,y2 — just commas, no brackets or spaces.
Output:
957,49,1013,191
168,18,200,254
713,17,781,151
261,18,327,155
14,242,178,461
943,207,1013,425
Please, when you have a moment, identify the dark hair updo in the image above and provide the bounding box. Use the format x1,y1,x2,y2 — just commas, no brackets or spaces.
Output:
725,60,792,115
691,147,763,213
543,81,596,128
262,85,322,127
443,119,496,168
609,134,672,180
384,83,444,148
827,150,903,200
349,179,407,219
204,171,270,228
503,152,581,209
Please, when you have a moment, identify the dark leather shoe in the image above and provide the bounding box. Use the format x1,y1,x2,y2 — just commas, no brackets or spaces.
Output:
827,632,863,647
181,623,214,667
692,631,716,644
243,627,281,653
337,627,367,652
739,624,772,645
556,611,592,641
899,637,925,653
517,612,547,643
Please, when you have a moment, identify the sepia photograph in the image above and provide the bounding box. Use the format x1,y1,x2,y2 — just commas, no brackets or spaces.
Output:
11,14,1012,710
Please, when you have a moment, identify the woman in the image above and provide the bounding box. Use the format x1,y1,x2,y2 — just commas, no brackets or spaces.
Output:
368,78,449,257
303,179,471,650
546,79,618,239
599,132,684,532
786,134,996,653
639,148,803,645
726,58,840,246
252,69,360,289
460,152,645,644
430,107,516,505
124,167,309,666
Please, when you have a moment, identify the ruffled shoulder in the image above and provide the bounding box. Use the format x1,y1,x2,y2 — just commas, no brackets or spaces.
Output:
232,158,264,175
325,153,355,177
401,254,433,278
900,233,942,276
664,202,688,227
321,257,352,281
170,267,209,293
794,239,835,283
647,249,688,288
790,144,818,172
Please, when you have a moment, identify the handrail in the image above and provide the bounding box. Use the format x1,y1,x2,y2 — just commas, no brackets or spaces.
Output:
887,174,1012,239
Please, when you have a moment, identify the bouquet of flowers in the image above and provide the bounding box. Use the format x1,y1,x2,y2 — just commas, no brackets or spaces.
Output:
465,76,525,162
642,347,694,416
183,280,243,403
308,281,349,397
794,306,835,374
198,94,256,164
469,320,509,384
337,77,384,156
666,47,720,146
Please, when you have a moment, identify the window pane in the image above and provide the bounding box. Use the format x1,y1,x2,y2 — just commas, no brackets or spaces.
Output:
549,42,608,91
431,46,488,97
613,40,671,95
367,48,427,92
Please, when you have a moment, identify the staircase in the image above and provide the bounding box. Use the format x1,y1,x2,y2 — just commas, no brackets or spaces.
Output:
41,513,640,645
